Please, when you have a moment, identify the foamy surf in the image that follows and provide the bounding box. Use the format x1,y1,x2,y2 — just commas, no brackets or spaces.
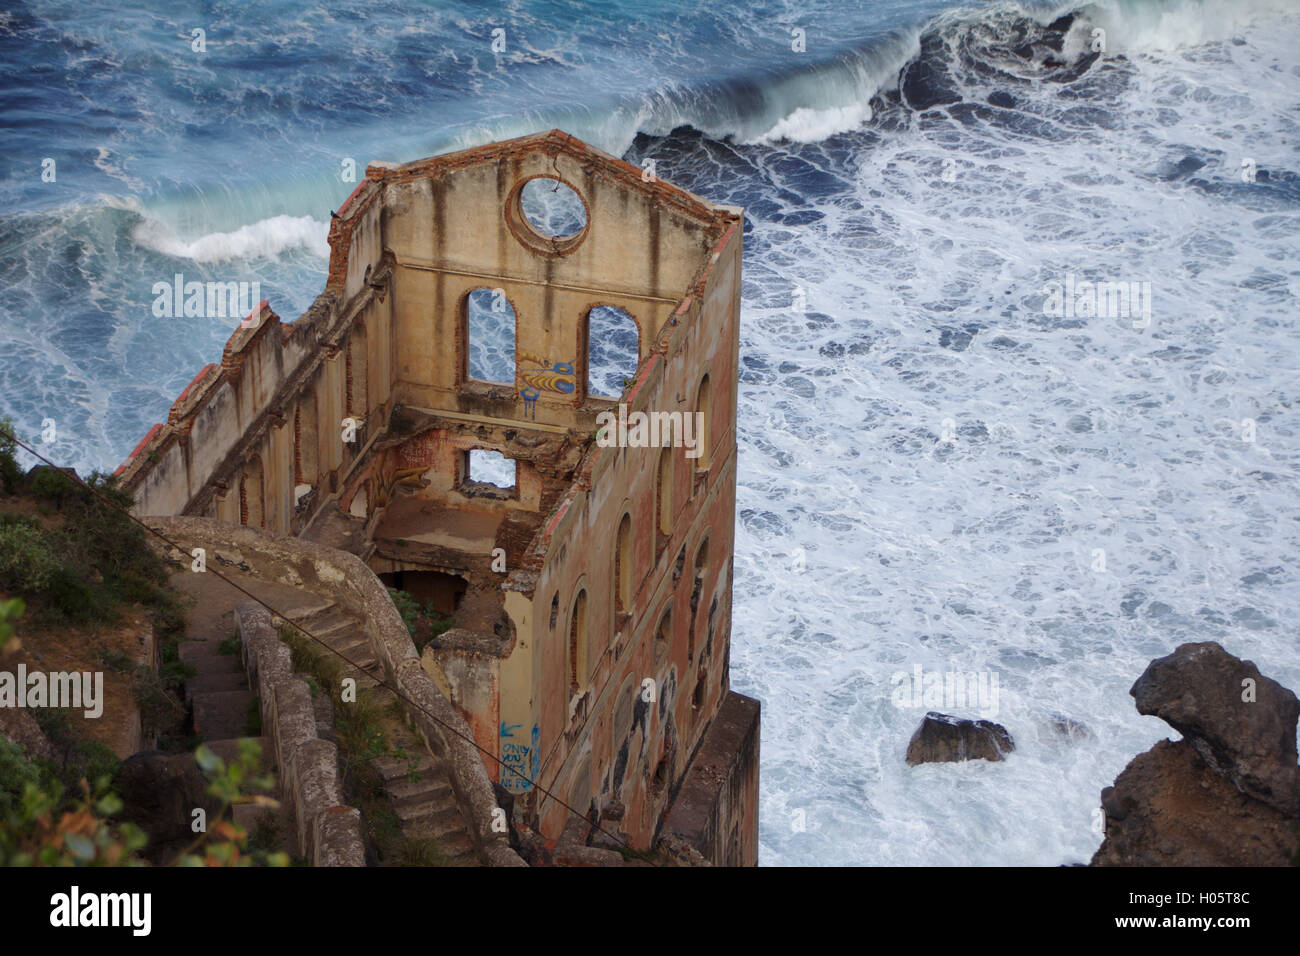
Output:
130,213,329,263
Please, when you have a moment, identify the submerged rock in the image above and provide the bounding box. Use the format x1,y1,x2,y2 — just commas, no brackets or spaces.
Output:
1044,713,1094,743
905,712,1014,765
1093,641,1300,866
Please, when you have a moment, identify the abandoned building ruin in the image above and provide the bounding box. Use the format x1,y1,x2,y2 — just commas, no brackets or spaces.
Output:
116,130,760,865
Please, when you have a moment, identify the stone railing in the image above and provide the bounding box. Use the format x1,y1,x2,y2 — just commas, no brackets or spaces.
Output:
146,515,525,867
237,601,365,866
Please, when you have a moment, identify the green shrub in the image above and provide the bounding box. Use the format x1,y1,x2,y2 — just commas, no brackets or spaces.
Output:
0,739,40,815
44,565,113,622
29,467,74,506
0,521,61,593
387,586,421,638
0,418,21,494
132,666,186,740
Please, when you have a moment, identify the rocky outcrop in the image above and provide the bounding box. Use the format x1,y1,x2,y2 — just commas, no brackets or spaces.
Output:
1131,641,1300,816
905,712,1014,765
1092,642,1300,866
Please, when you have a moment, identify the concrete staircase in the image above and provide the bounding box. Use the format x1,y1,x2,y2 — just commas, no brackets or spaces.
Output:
373,750,479,864
274,598,481,866
180,629,257,741
171,567,482,865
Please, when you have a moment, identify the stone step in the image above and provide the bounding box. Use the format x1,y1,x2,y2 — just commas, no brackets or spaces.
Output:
373,752,439,781
193,689,257,740
310,615,357,641
403,825,477,862
340,669,380,691
275,600,335,626
285,608,353,640
185,670,249,700
383,774,453,808
188,655,245,678
332,633,371,658
393,799,464,831
178,640,226,665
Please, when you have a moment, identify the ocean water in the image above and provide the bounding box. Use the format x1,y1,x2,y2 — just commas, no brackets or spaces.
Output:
2,0,1298,865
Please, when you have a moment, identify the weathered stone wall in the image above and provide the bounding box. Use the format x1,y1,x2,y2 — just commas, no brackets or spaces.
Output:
237,601,365,866
118,207,395,537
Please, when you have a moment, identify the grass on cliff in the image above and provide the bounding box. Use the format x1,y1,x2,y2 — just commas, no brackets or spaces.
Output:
0,428,191,749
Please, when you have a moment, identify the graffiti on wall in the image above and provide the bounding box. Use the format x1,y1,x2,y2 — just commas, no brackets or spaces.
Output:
500,720,541,792
367,446,425,509
517,352,576,419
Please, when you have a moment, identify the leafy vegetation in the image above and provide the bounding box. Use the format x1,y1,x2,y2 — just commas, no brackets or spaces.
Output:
0,733,285,867
385,586,454,651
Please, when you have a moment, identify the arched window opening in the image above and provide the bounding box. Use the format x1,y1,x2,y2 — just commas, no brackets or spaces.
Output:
654,606,672,665
465,287,516,385
614,513,632,617
693,374,711,472
656,446,673,540
568,589,588,696
586,306,639,400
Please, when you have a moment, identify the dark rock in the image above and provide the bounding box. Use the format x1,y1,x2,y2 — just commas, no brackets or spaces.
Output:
1092,740,1300,866
1092,641,1300,866
1158,155,1207,181
905,712,1014,765
116,751,220,861
1131,641,1300,815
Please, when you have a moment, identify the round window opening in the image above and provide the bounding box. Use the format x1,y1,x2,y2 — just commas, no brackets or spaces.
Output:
519,177,588,241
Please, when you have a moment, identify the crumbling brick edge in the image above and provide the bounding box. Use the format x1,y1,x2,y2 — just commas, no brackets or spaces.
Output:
145,515,526,867
236,601,366,867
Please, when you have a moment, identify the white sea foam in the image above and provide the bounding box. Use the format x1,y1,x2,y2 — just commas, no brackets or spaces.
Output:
722,6,1300,865
130,213,329,263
